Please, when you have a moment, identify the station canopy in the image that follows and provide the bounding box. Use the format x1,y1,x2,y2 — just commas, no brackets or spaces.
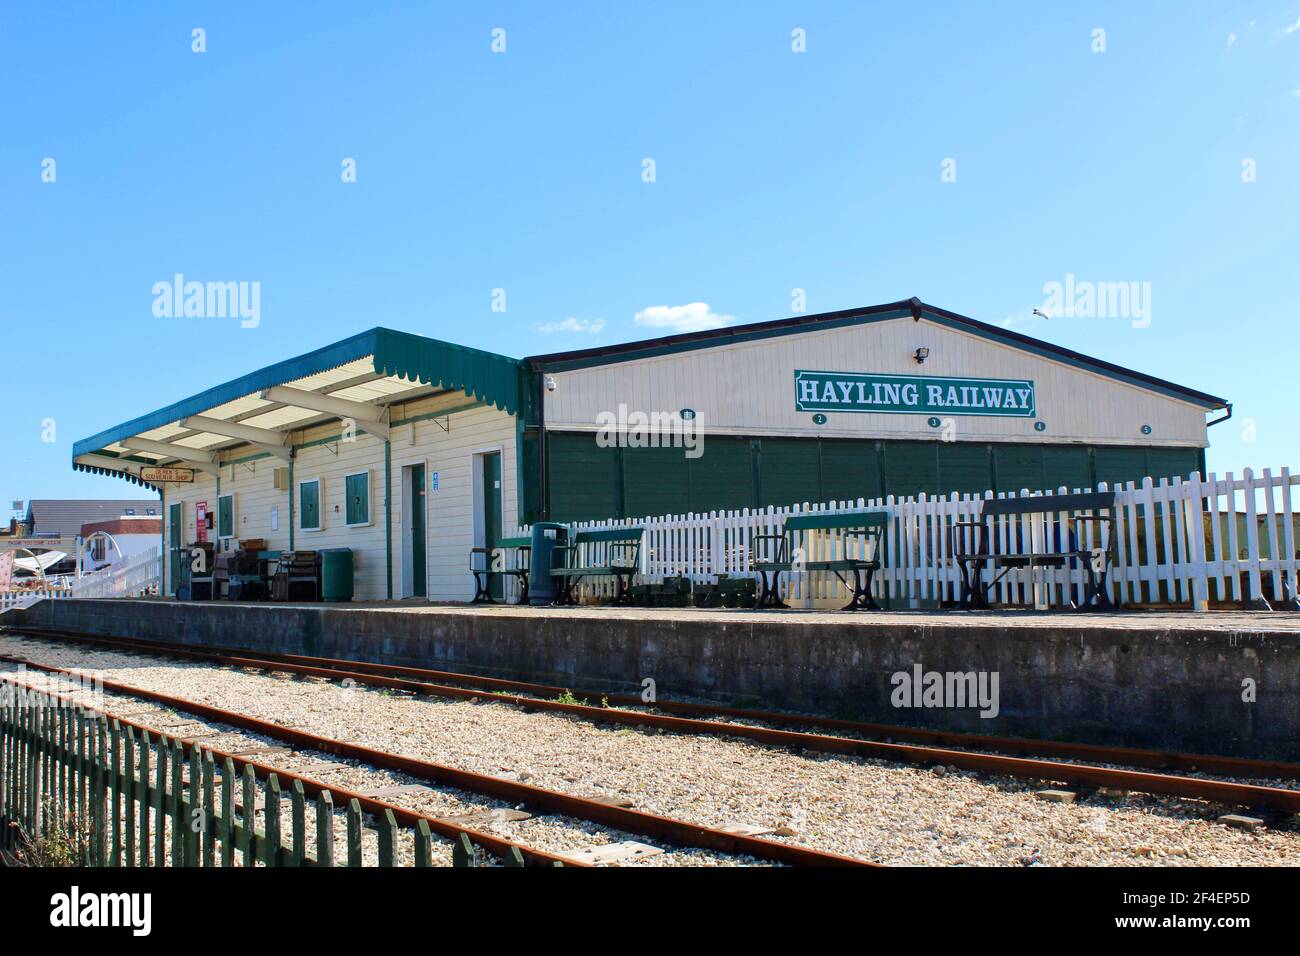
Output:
73,329,526,490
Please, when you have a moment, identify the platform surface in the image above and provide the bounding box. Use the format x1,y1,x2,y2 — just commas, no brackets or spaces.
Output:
104,596,1300,634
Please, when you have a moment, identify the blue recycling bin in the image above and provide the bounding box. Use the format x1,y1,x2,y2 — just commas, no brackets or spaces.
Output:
528,522,569,605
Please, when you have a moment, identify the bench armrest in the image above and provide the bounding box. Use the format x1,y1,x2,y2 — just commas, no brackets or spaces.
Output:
749,533,788,566
948,520,986,558
606,541,640,567
838,529,883,561
1070,514,1115,559
1071,514,1112,529
471,546,529,572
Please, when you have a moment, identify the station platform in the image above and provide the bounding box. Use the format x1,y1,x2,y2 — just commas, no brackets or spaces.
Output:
7,598,1300,760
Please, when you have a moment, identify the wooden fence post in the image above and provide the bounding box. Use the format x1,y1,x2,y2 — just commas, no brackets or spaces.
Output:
316,789,334,868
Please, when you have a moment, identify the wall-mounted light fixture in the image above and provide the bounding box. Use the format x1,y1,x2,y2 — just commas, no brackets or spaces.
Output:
544,375,557,392
913,347,930,365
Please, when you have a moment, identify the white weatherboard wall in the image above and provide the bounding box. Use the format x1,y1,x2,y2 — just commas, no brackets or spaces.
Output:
543,317,1211,446
391,404,518,602
160,399,518,601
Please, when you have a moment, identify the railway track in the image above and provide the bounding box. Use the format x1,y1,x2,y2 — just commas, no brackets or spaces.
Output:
4,624,1299,818
0,649,874,867
1,670,577,867
13,625,1296,781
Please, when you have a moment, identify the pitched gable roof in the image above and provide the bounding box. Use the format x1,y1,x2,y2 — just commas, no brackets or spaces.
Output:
26,499,160,537
526,297,1228,410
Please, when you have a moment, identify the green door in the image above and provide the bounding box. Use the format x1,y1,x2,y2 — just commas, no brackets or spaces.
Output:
168,502,183,595
410,464,427,598
482,452,502,599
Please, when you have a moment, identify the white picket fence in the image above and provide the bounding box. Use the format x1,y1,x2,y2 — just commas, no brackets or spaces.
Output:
66,546,163,599
508,467,1300,611
0,546,162,612
0,587,69,613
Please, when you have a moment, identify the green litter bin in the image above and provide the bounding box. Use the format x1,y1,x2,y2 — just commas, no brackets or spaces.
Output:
528,522,569,605
320,548,354,602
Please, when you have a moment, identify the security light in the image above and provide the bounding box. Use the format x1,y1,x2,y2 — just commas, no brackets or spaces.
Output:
914,347,930,365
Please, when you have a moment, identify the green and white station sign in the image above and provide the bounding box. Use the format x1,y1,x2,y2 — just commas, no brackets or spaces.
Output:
795,370,1036,418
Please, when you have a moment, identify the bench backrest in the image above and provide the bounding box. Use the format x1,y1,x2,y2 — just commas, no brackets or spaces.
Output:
570,526,644,568
472,537,531,572
980,492,1115,518
783,511,889,533
572,527,645,544
754,511,888,564
956,492,1116,558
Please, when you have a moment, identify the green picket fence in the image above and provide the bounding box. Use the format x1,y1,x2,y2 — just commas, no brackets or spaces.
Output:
0,682,528,867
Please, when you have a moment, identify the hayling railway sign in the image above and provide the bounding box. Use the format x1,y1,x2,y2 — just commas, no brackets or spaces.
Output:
794,370,1036,418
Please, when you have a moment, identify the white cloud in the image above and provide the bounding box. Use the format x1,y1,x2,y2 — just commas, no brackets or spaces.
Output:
998,305,1056,330
1283,15,1300,35
1227,31,1237,46
633,302,736,333
537,316,606,334
998,307,1034,330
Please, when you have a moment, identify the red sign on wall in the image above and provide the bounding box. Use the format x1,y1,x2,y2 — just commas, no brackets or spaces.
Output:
195,501,208,543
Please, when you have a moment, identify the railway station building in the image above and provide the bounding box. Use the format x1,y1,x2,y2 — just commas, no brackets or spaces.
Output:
72,298,1229,601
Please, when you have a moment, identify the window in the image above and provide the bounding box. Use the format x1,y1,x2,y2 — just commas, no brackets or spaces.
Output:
299,479,322,531
217,493,235,539
344,471,370,527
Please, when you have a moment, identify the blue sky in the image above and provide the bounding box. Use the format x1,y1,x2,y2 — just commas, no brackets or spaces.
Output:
3,2,1299,510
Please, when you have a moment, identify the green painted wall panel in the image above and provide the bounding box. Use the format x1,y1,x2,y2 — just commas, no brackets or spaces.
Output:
520,430,541,524
758,438,823,507
1145,447,1200,483
994,445,1045,494
1041,445,1094,492
623,445,691,518
688,437,754,513
820,440,883,504
936,443,992,495
547,432,621,522
882,442,939,498
1094,446,1151,489
543,431,1207,522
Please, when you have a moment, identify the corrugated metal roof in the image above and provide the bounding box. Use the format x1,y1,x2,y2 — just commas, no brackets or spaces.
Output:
72,329,528,487
26,499,161,537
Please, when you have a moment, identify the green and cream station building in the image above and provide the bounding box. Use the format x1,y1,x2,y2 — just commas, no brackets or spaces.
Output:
73,298,1229,601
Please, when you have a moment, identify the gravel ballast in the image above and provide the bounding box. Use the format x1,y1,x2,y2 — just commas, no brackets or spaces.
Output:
3,632,1298,867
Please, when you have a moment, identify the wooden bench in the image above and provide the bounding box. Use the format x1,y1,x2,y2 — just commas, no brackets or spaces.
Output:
550,527,644,605
749,511,888,610
470,536,531,605
949,491,1117,610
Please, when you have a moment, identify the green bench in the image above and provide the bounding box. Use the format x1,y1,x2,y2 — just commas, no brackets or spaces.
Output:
550,527,644,605
951,492,1117,611
470,536,532,605
749,511,888,610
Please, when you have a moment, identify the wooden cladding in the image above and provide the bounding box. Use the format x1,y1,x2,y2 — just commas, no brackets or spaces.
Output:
544,431,1202,523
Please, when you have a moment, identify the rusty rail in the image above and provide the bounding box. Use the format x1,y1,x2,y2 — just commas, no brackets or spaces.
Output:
7,626,1300,805
0,670,579,866
0,651,875,867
